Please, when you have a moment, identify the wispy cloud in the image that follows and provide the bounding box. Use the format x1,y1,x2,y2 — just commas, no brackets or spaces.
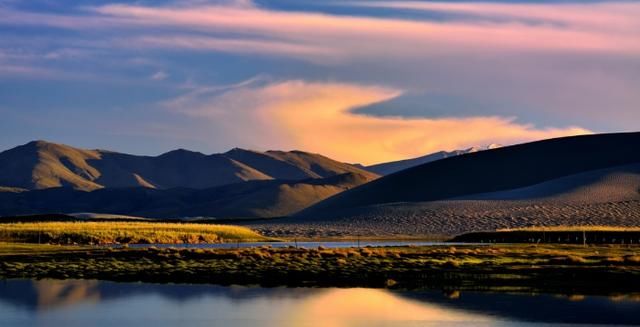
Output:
167,79,591,164
3,1,639,62
150,71,168,81
123,35,339,62
345,1,640,31
0,1,634,155
89,1,640,57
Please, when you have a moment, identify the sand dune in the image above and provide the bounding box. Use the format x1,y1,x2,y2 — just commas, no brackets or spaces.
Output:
300,132,640,216
457,163,640,204
250,199,640,237
245,133,640,237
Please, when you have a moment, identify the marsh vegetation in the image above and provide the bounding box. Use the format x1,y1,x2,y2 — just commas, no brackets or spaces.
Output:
452,226,640,244
1,242,639,294
0,222,268,244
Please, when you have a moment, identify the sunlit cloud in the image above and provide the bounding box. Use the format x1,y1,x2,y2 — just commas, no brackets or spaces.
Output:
2,1,639,62
168,79,591,164
345,1,640,32
90,1,640,57
0,0,634,154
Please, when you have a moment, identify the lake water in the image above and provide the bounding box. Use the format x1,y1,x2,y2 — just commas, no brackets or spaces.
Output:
124,241,477,249
1,280,639,326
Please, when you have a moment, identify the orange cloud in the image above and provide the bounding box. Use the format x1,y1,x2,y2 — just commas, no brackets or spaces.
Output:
170,80,591,164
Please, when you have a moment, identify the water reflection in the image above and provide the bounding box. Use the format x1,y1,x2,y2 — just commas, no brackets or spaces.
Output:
1,280,639,326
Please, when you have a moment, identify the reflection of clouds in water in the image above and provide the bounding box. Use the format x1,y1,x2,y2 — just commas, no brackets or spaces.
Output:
33,280,101,310
1,280,640,326
286,288,490,327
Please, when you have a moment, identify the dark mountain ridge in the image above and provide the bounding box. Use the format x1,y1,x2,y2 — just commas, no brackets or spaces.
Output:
300,132,640,216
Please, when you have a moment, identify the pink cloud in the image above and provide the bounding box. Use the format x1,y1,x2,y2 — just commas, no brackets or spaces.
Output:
124,35,339,62
167,79,591,164
90,1,640,57
3,1,638,62
346,1,640,32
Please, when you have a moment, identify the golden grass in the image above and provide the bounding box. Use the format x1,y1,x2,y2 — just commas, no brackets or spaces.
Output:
2,243,640,291
498,225,640,232
0,221,267,244
0,242,90,255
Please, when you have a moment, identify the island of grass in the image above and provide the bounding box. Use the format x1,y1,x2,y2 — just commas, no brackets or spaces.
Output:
452,226,640,244
2,221,640,295
0,221,269,244
2,241,640,295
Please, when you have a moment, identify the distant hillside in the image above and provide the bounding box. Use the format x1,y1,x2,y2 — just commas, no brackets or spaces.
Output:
300,132,640,217
364,144,500,175
0,172,377,219
245,135,640,237
225,148,368,179
0,141,375,191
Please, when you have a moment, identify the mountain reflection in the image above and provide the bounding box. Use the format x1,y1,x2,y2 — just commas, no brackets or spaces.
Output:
1,280,640,326
33,279,101,310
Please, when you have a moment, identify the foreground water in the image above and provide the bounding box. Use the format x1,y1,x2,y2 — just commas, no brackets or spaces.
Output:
1,280,639,326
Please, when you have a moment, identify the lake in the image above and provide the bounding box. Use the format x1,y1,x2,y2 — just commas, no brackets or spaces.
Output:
1,280,639,326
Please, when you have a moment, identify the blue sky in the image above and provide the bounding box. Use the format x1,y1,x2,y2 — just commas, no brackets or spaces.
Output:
1,0,638,164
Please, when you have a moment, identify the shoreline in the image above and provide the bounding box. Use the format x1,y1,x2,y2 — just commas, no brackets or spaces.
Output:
2,243,640,295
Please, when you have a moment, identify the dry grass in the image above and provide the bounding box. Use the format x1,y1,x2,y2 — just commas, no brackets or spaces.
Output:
499,226,640,232
0,221,267,244
2,243,640,292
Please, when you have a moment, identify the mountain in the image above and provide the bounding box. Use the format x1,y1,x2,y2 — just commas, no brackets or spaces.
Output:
224,148,368,179
364,144,501,175
300,132,640,214
0,172,377,219
0,141,375,191
264,162,640,236
264,132,640,235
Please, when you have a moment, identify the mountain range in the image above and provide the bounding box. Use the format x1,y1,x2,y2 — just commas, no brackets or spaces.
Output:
274,132,640,235
362,144,501,175
1,133,639,234
0,140,374,191
0,140,379,218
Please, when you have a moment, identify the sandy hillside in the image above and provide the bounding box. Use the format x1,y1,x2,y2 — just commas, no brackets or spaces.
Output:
300,132,640,216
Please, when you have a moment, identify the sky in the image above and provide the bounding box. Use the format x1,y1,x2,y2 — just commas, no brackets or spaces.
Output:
0,0,638,164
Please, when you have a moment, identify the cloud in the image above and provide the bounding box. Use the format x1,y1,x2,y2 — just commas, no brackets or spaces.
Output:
89,1,640,58
345,1,640,32
150,71,168,81
3,1,639,62
167,79,591,164
0,0,636,146
125,35,339,62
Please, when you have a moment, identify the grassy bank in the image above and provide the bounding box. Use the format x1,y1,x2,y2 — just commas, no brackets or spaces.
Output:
452,226,640,244
1,242,640,294
0,222,268,244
